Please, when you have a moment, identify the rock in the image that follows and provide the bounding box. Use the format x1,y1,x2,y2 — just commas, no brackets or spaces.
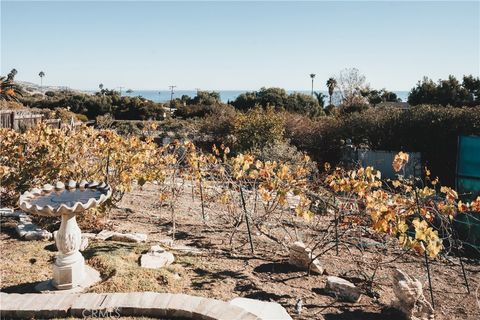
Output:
3,210,51,240
392,269,434,320
17,223,52,240
110,232,147,243
81,232,97,239
24,229,52,241
229,297,292,320
140,245,175,269
95,230,147,243
55,181,65,190
96,230,115,240
326,276,361,302
289,241,324,274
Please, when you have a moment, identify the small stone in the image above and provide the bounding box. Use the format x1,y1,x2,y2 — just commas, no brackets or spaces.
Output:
326,276,361,302
17,223,52,240
229,297,293,320
96,230,115,240
82,232,97,239
140,251,175,269
289,241,324,274
392,269,434,320
55,181,65,190
24,229,52,241
79,180,88,188
67,180,77,189
110,232,147,243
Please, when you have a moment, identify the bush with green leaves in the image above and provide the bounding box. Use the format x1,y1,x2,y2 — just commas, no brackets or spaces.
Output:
21,90,167,120
233,106,285,152
232,87,324,117
408,75,480,107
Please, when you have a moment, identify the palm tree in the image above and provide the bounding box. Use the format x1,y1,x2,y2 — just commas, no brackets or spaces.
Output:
326,77,337,106
310,74,316,96
39,71,45,90
7,69,18,81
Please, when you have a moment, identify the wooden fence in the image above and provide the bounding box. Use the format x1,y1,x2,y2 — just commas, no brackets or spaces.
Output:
0,110,61,131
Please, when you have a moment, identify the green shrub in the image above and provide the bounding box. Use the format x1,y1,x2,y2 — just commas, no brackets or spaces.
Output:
233,106,285,152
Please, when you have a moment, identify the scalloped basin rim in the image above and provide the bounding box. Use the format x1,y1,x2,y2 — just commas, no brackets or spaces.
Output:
19,182,112,216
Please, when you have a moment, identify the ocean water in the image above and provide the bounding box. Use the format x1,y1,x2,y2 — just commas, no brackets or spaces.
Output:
120,90,410,104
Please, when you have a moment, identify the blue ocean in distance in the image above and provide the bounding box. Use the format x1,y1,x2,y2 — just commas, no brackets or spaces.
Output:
120,90,410,104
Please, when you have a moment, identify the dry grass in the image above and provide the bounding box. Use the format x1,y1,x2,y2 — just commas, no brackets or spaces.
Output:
85,240,190,293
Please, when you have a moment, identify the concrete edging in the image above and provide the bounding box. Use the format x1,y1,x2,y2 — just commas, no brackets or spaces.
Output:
0,292,274,319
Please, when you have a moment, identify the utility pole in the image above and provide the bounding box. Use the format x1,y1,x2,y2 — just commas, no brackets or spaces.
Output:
310,74,316,96
168,85,176,113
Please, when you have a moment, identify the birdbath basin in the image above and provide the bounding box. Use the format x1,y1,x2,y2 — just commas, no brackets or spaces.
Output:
19,180,111,292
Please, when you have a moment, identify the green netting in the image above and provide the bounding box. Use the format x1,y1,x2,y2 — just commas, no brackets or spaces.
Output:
457,135,480,200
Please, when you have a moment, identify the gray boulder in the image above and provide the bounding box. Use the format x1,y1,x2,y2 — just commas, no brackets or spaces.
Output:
326,276,361,302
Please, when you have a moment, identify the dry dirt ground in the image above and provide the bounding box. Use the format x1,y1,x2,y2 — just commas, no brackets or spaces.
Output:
1,183,480,320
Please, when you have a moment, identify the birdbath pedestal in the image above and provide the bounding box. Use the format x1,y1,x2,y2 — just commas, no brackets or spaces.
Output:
19,180,111,292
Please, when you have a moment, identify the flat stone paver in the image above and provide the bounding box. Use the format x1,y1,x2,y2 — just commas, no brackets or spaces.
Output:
1,292,281,319
229,297,292,320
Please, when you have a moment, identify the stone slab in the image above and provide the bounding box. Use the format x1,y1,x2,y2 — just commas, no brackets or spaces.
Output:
0,292,271,320
229,297,292,320
326,276,361,303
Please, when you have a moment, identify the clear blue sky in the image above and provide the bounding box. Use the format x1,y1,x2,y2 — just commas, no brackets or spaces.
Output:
1,1,479,91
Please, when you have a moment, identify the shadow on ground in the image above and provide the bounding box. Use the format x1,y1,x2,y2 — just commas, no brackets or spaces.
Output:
1,281,43,294
253,262,301,274
323,308,404,320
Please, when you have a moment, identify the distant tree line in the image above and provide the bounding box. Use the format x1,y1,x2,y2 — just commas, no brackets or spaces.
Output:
408,75,480,107
231,87,324,117
21,88,166,120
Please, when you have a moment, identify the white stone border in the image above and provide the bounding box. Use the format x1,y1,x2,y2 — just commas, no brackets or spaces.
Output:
0,292,294,319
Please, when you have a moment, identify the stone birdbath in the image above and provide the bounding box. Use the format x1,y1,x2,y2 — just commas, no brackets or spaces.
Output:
19,180,111,292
